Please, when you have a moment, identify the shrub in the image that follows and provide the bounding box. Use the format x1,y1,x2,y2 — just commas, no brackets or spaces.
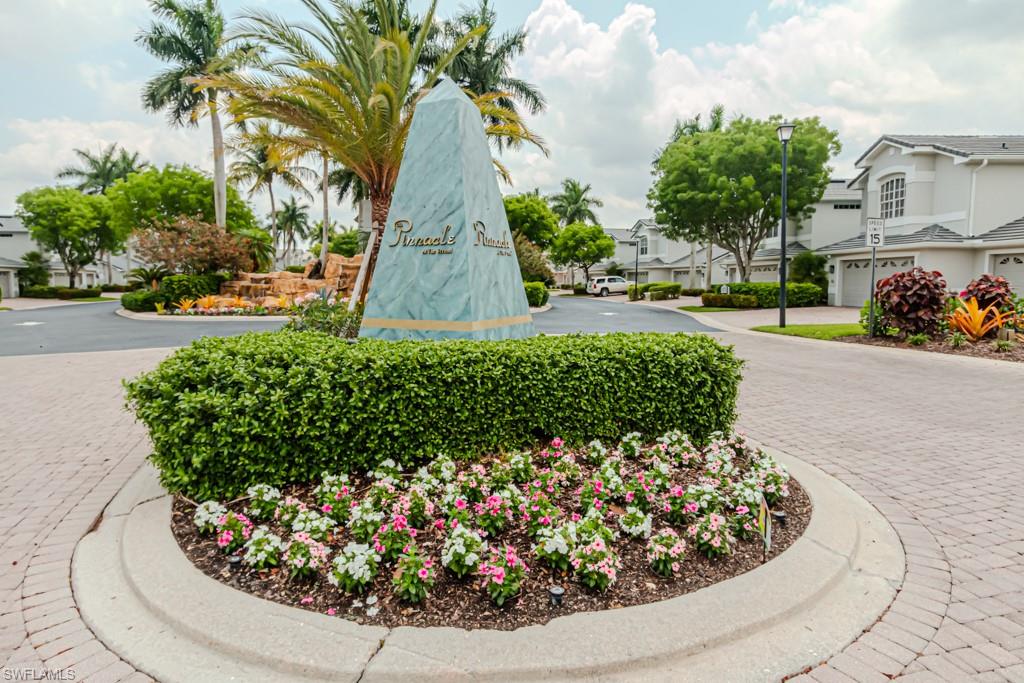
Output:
875,267,947,336
285,265,306,274
947,297,1010,342
572,284,586,296
859,299,889,337
790,251,829,299
17,251,50,288
121,289,166,312
524,281,549,308
627,284,643,301
700,293,758,309
19,285,59,299
679,288,705,297
100,284,130,292
963,274,1013,310
478,545,529,606
721,282,824,308
125,331,743,499
56,287,102,299
906,333,929,346
160,273,226,302
649,283,682,300
285,296,362,338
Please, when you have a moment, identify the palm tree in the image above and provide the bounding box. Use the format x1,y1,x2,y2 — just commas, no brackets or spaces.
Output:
137,0,258,227
228,122,312,268
57,144,149,194
203,0,483,285
441,0,546,152
549,178,603,225
276,196,311,266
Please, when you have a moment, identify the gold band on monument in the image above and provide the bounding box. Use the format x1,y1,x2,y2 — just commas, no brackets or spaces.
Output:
360,314,533,332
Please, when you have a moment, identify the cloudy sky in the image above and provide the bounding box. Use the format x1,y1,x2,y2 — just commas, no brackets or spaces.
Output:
1,0,1021,230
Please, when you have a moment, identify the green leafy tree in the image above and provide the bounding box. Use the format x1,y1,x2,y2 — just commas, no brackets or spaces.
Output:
549,179,603,226
57,143,149,194
514,231,553,285
790,250,828,301
17,251,50,288
441,0,546,151
549,222,615,282
16,187,114,288
649,115,839,281
228,122,312,268
503,193,558,248
106,165,256,235
137,0,258,227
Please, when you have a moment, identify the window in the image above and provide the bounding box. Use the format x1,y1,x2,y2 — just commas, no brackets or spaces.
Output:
880,176,905,219
833,203,861,210
766,224,780,238
638,236,648,255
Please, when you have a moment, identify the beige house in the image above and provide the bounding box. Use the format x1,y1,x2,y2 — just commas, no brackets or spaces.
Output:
595,220,725,286
0,214,107,296
821,135,1024,306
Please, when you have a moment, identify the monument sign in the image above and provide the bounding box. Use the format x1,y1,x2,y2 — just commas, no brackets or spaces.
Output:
359,79,536,340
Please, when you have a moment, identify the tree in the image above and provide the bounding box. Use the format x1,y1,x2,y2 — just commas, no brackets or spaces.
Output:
649,115,839,282
549,222,615,282
549,179,603,225
514,231,553,285
134,216,256,274
276,197,311,265
16,187,114,288
228,122,312,268
17,251,50,288
106,165,256,236
790,250,828,301
441,0,546,151
503,193,558,248
57,143,149,194
137,0,258,227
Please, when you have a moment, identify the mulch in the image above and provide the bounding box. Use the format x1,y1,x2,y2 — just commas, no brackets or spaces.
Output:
838,335,1024,363
171,454,810,632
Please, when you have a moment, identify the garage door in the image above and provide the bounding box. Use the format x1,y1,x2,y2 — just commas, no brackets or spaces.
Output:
993,254,1024,291
749,264,778,283
840,257,914,307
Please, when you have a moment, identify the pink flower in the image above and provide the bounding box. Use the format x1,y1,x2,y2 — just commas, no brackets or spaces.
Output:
552,437,564,448
300,596,313,605
625,491,635,503
711,537,721,548
433,519,445,530
491,567,506,584
321,503,333,514
571,512,581,522
735,505,749,515
455,499,467,510
424,559,434,569
417,568,430,580
327,608,336,616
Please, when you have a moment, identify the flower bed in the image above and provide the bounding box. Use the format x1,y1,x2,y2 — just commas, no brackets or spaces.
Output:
172,431,809,630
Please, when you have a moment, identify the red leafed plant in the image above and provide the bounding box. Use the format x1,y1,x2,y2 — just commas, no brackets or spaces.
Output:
962,274,1014,310
875,267,948,337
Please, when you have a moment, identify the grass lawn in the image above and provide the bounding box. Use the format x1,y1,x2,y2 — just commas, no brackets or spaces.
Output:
751,323,864,340
678,305,739,313
71,296,118,303
0,307,10,311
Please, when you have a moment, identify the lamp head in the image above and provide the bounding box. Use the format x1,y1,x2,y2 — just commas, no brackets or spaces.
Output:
776,122,796,143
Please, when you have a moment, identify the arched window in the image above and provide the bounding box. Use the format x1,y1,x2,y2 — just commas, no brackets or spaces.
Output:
880,175,905,219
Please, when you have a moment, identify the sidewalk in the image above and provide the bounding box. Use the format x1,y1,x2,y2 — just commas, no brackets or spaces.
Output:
2,294,122,312
614,294,860,328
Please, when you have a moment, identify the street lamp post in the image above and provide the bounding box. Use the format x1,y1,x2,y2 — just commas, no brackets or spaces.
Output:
776,122,796,328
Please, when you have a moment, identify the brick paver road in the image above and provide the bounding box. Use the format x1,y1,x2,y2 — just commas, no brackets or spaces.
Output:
1,330,1022,682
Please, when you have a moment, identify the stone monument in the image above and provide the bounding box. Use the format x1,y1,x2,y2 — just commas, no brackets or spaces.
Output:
359,79,536,341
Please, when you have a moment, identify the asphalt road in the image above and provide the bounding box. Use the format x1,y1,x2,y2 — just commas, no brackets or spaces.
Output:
0,296,714,356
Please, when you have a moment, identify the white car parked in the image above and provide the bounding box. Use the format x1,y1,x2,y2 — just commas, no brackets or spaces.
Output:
586,276,629,297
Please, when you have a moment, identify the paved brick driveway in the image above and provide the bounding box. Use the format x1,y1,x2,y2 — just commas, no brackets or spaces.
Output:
1,333,1022,681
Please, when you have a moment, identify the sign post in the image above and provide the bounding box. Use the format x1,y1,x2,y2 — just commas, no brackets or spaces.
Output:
865,218,885,338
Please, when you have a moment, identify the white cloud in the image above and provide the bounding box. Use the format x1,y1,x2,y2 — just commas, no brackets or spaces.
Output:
502,0,1024,228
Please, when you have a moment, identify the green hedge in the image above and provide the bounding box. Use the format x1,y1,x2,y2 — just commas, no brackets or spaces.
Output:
701,293,759,308
160,274,226,303
121,289,166,312
680,288,706,297
649,283,682,300
101,283,133,292
20,286,102,299
524,281,549,307
709,282,823,308
125,331,743,499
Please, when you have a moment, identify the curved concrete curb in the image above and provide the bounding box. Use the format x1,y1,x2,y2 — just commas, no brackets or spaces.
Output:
74,452,903,682
529,303,553,314
116,308,290,323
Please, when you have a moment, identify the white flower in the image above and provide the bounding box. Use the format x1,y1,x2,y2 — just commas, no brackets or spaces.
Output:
194,501,227,532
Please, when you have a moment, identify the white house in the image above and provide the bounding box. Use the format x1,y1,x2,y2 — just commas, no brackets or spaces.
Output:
821,135,1024,306
597,220,726,286
718,179,863,284
0,214,108,296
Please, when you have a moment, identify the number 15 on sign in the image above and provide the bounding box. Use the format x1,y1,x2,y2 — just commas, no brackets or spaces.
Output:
866,218,885,247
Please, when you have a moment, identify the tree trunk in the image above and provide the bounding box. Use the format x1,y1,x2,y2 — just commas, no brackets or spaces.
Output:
704,243,713,291
583,265,591,283
209,91,227,227
356,192,392,306
688,242,696,289
105,251,112,284
319,154,330,266
68,265,77,289
268,183,278,270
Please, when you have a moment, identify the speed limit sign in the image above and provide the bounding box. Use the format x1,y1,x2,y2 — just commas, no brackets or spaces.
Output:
866,218,885,247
